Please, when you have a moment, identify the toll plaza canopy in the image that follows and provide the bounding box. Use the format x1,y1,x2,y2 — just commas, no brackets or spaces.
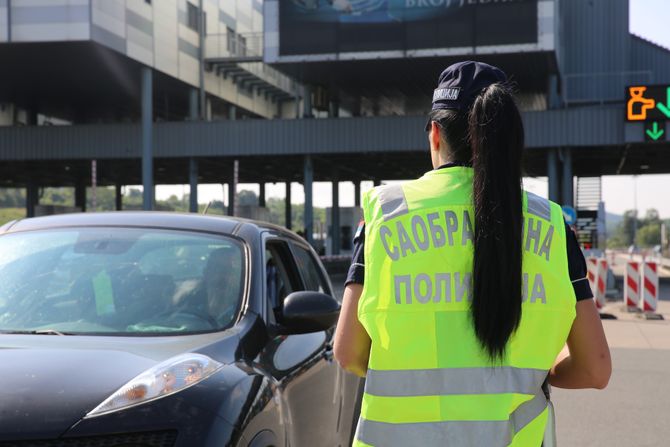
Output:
0,110,668,188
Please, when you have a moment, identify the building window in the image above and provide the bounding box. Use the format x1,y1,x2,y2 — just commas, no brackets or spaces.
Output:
238,34,247,57
226,27,236,54
145,0,151,4
187,3,206,34
226,28,246,56
187,3,199,31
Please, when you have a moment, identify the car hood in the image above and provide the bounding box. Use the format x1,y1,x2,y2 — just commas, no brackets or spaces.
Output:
0,332,237,441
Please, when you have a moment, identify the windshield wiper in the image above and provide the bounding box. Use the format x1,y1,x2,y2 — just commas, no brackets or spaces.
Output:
0,329,72,336
34,329,69,336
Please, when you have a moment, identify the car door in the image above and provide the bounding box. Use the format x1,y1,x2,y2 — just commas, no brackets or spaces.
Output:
261,237,340,447
288,241,365,446
287,241,348,445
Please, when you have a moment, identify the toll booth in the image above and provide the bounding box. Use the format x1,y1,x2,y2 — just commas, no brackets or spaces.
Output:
325,207,363,257
574,202,607,250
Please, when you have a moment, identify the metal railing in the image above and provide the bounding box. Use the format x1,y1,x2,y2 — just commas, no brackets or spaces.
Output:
205,31,299,97
205,31,263,61
562,71,653,105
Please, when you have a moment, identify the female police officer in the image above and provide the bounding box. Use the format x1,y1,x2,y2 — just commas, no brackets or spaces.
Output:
334,61,611,447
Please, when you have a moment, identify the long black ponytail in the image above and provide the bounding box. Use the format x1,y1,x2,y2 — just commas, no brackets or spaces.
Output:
431,83,525,361
469,83,525,361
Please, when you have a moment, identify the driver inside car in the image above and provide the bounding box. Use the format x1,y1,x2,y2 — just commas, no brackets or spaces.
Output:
130,247,240,332
200,247,240,322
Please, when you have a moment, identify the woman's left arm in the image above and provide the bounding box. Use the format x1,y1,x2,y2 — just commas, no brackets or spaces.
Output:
334,283,371,377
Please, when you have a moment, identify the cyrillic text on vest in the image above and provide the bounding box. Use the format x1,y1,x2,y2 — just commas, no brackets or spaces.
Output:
380,211,554,262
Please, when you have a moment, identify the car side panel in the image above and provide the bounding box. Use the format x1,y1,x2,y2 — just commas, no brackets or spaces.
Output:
235,373,286,447
248,430,279,447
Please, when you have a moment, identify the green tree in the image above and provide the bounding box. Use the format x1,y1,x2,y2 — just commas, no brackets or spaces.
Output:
635,224,661,247
609,208,662,248
238,190,258,206
617,210,638,246
0,189,24,207
607,234,628,249
42,188,69,205
264,197,326,233
201,200,225,215
641,208,661,227
0,185,331,234
121,188,145,210
87,187,117,211
162,194,189,212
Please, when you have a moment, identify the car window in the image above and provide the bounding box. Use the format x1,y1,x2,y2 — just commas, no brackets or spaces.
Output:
290,243,330,295
265,240,298,310
0,228,245,335
139,244,216,280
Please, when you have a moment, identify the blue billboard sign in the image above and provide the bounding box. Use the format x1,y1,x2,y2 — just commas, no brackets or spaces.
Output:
279,0,539,56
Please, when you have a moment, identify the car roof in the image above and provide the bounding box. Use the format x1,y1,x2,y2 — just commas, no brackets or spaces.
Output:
0,211,304,242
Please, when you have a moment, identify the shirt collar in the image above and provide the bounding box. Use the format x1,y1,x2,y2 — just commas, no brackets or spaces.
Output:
434,161,472,170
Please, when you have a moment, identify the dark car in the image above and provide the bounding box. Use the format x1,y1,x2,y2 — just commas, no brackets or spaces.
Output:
0,212,362,447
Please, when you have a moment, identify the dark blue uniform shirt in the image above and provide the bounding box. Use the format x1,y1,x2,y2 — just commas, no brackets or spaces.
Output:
345,165,593,301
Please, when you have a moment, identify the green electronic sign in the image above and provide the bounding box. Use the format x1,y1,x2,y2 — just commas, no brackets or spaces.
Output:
626,85,670,142
645,121,665,142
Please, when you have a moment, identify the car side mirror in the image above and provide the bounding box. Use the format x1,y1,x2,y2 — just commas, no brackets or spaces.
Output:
279,291,340,335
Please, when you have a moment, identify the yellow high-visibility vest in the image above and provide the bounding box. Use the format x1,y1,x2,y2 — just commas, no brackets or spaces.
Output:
355,167,576,447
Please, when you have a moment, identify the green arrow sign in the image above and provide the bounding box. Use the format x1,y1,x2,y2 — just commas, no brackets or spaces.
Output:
646,122,665,141
657,87,670,119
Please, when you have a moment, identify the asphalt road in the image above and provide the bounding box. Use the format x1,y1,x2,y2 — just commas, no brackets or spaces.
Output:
552,346,670,447
552,297,670,446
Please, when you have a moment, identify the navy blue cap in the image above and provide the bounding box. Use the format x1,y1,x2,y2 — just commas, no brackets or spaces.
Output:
431,61,507,111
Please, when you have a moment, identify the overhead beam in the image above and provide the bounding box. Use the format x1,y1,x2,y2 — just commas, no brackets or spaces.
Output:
0,108,646,161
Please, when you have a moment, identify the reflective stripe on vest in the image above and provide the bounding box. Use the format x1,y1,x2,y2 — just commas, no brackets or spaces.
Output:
376,180,553,222
526,191,551,221
356,389,548,447
377,184,409,221
365,366,548,397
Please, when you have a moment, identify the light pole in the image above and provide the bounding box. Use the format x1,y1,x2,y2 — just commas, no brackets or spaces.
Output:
632,175,638,247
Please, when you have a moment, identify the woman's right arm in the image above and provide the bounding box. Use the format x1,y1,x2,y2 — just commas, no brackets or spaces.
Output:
549,299,611,389
334,283,371,378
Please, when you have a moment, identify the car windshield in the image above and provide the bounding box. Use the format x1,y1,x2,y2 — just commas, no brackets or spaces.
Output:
0,227,245,335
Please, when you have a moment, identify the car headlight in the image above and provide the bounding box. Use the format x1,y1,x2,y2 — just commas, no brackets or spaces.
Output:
86,353,224,418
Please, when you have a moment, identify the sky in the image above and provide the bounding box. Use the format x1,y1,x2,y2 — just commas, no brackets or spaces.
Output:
157,0,670,218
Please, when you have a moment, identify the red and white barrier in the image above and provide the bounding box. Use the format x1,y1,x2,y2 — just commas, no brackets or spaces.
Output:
594,259,608,309
586,257,598,298
608,251,617,266
624,261,640,310
640,261,659,313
